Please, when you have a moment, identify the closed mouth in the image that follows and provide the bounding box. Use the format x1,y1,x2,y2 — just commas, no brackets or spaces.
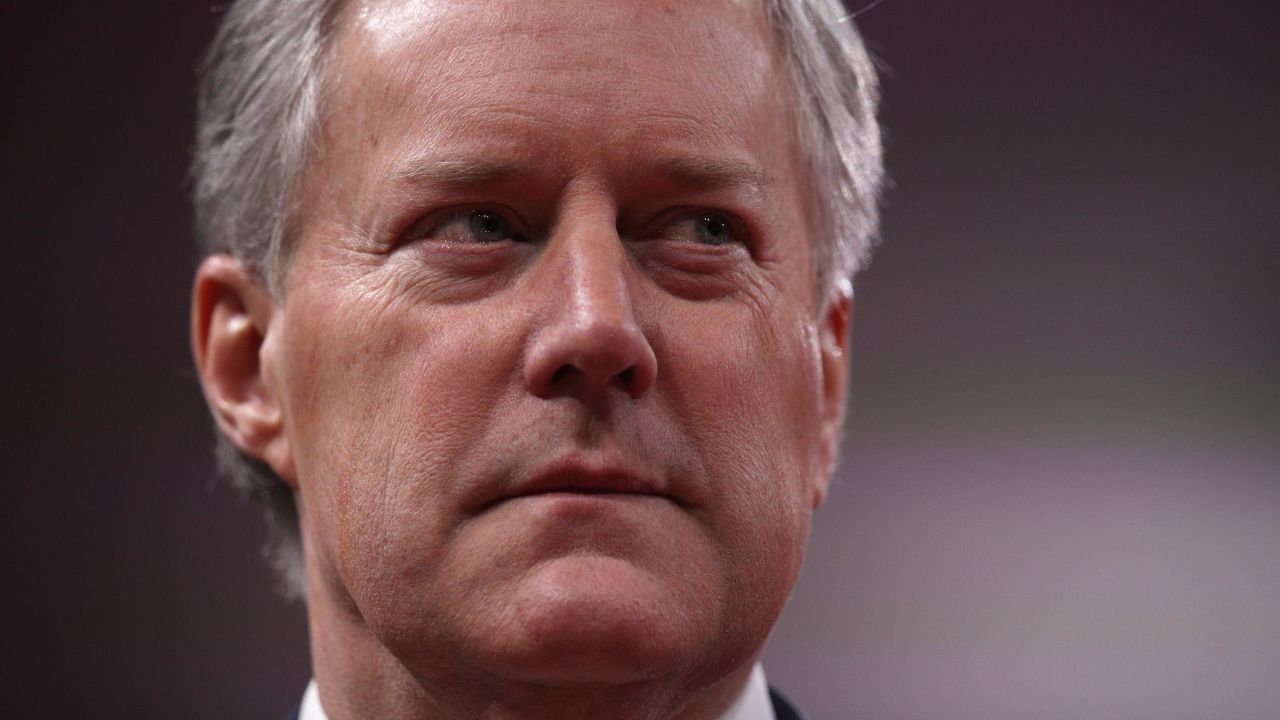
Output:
476,461,681,513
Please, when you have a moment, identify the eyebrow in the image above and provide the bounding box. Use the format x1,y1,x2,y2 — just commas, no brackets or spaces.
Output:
388,155,773,196
650,156,773,193
390,158,535,190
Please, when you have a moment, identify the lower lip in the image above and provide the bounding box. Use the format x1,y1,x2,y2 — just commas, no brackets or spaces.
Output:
498,491,671,512
513,491,666,502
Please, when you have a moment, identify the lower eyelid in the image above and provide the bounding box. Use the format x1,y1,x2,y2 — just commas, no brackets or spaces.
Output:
637,239,744,270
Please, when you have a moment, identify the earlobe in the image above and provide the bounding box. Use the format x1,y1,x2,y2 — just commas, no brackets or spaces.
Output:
813,283,853,508
191,255,296,486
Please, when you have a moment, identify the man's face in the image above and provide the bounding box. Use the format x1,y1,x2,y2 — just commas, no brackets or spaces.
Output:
265,0,845,691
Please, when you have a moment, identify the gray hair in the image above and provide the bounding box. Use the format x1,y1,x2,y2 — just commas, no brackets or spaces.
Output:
192,0,884,598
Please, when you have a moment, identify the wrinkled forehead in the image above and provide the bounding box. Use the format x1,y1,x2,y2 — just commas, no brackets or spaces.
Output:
301,0,810,204
317,0,792,147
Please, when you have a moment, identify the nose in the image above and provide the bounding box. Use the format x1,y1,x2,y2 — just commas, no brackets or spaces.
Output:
523,222,657,402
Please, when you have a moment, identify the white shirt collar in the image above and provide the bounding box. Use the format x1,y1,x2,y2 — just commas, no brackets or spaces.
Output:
299,679,324,720
721,664,778,720
300,663,776,720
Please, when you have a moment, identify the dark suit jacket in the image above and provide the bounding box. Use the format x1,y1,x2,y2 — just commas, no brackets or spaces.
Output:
288,686,807,719
768,686,807,720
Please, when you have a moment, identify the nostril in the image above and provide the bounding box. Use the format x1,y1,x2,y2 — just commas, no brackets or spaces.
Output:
549,365,572,388
618,366,634,390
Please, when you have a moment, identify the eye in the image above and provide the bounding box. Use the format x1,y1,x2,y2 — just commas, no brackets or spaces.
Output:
659,211,740,246
407,208,521,244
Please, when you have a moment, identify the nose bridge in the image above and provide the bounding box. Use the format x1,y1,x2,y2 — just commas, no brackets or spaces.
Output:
524,210,657,401
560,215,634,328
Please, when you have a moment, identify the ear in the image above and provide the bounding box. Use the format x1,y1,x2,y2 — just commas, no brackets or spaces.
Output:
812,282,853,508
191,255,296,486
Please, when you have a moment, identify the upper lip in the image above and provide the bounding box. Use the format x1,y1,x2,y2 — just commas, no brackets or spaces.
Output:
475,455,677,512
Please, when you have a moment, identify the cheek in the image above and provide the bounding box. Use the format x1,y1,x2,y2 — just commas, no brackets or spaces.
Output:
278,284,523,596
652,296,823,570
657,296,823,464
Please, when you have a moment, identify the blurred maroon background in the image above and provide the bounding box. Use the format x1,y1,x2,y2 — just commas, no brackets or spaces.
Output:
4,1,1277,717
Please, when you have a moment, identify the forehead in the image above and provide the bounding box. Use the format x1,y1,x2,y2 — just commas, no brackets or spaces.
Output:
317,0,798,175
334,0,774,92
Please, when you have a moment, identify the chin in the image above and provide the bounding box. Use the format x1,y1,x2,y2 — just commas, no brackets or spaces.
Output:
479,555,712,686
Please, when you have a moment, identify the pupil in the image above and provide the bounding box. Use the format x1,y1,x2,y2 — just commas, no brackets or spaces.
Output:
698,214,730,245
469,210,510,242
